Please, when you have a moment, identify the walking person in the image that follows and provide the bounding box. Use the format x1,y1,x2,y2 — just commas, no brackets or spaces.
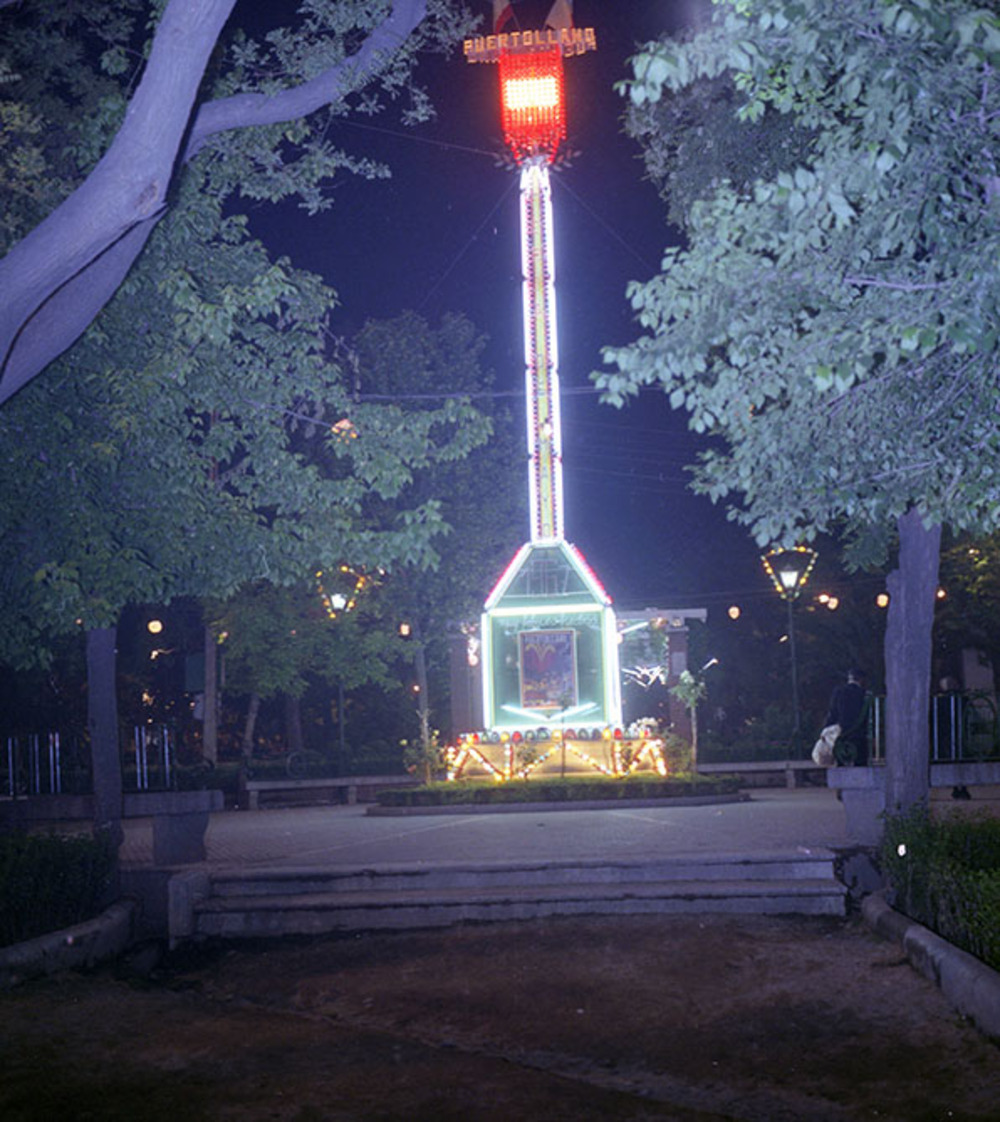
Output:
825,668,870,766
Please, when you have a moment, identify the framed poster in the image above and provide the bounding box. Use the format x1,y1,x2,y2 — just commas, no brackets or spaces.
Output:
519,629,577,711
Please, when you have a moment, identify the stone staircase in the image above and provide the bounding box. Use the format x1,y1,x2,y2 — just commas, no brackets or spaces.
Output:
191,850,847,940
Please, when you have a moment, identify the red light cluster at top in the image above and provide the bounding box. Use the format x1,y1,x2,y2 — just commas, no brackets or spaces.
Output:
499,47,566,163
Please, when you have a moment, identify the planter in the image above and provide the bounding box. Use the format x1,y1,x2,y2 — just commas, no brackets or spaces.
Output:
0,900,136,990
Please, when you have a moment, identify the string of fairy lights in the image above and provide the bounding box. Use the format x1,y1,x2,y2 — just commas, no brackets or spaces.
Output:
447,725,669,781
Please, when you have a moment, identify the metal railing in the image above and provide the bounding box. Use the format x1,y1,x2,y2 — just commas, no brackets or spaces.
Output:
130,724,175,790
868,692,999,763
3,732,91,797
2,724,180,798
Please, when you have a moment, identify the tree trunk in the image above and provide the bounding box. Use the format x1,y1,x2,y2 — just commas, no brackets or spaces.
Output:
241,692,261,761
284,693,304,755
884,508,941,814
413,635,432,782
690,704,699,774
87,626,123,854
202,625,218,764
333,682,346,776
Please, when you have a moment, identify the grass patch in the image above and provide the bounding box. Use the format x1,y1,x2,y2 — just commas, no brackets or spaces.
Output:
880,807,1000,972
376,773,740,807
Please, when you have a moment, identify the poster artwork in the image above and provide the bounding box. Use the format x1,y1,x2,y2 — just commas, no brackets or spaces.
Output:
520,629,577,711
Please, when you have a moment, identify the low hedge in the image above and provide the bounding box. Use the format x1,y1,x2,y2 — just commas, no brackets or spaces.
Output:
0,830,116,948
880,808,1000,972
376,774,740,808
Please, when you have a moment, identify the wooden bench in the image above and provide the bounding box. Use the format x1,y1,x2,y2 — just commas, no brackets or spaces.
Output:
238,773,419,810
696,760,827,789
0,789,224,864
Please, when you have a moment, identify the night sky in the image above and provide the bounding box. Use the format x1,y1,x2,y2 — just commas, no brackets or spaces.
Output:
245,0,767,617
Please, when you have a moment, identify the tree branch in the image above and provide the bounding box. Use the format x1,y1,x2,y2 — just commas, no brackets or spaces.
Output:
0,0,237,405
184,0,427,163
843,274,948,291
0,0,428,407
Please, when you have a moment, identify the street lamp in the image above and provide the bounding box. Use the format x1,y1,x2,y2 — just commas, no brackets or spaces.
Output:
761,546,818,743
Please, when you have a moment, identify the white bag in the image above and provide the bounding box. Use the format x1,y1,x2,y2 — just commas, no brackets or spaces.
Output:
811,723,841,767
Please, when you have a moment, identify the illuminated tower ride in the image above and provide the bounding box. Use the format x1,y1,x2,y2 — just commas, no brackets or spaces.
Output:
451,6,647,780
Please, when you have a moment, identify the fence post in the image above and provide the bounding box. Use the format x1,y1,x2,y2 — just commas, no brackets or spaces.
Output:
163,725,172,789
29,733,40,794
133,725,149,790
49,731,61,794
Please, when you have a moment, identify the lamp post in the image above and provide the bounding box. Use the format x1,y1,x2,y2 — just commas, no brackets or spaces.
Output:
761,546,818,743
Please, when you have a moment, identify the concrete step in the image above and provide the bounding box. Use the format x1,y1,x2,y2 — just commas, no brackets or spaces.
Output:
194,878,846,938
193,852,846,938
207,850,838,899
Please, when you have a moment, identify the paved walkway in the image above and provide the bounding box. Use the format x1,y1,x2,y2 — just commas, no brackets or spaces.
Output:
121,787,856,871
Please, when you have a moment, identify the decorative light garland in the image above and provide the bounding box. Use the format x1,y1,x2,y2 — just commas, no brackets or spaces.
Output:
446,729,669,782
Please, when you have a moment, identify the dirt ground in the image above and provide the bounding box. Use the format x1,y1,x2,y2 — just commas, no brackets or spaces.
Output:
3,912,1000,1121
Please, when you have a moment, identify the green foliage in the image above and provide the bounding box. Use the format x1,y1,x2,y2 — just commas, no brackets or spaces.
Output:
1,2,474,231
658,730,694,774
701,704,797,762
0,830,116,947
937,532,1000,678
375,774,741,807
0,182,490,670
881,807,1000,971
401,730,446,783
625,70,815,232
670,669,707,712
197,309,513,752
599,0,1000,564
347,311,525,740
0,2,144,253
207,581,405,703
200,1,476,212
0,3,492,666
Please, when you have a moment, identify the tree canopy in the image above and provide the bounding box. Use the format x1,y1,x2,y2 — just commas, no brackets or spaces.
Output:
0,0,474,405
596,0,1000,811
602,0,1000,557
0,175,489,673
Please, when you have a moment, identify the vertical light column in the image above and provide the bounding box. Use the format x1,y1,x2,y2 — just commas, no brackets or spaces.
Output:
520,160,564,544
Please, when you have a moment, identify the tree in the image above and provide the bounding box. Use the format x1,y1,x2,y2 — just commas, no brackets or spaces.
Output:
0,169,489,843
1,5,490,845
597,0,1000,815
350,311,526,751
670,669,706,769
935,533,1000,687
205,577,406,764
0,0,474,405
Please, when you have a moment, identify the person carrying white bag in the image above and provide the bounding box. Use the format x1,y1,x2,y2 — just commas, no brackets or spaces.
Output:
812,669,871,767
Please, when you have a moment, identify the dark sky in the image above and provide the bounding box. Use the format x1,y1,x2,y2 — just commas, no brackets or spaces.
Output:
246,1,767,615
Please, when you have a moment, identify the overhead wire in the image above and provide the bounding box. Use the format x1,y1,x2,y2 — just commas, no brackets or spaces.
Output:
335,116,499,161
552,173,660,274
416,176,520,312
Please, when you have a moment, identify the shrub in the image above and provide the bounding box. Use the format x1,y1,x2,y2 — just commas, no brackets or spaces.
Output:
376,774,740,808
880,807,1000,972
0,831,116,948
659,732,693,774
701,705,801,763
